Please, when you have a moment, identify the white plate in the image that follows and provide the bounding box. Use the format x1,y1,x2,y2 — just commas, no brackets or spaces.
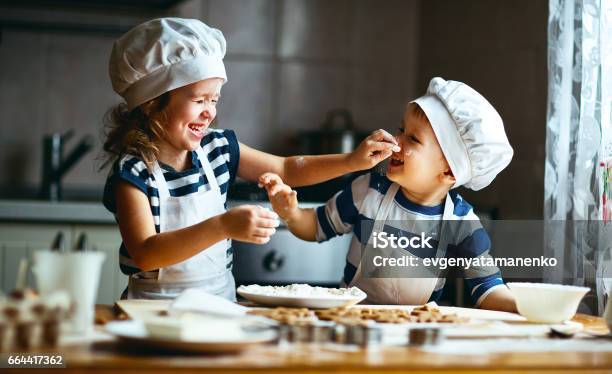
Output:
105,320,276,353
237,289,367,309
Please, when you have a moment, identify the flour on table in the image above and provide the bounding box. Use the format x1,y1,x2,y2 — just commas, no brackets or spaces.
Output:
238,284,364,298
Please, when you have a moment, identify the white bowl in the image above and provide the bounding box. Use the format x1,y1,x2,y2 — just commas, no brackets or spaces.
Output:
507,282,589,323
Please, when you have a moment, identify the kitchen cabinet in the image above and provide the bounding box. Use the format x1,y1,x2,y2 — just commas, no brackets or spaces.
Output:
0,223,72,293
0,222,126,304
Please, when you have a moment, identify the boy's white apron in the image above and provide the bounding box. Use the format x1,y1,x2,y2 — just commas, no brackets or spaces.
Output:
128,147,235,300
347,182,454,305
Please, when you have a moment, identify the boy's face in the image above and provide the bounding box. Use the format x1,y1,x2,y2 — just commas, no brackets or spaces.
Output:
386,105,454,194
162,78,223,153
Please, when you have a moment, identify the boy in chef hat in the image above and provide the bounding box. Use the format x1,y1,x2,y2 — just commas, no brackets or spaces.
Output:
260,77,517,311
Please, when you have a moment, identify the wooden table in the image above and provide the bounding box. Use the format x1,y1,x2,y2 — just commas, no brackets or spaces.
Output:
6,307,612,373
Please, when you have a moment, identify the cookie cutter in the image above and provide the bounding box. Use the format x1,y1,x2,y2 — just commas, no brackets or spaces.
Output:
342,323,383,347
408,327,444,347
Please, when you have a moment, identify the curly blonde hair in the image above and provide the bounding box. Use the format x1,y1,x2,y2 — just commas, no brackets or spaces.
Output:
101,93,170,170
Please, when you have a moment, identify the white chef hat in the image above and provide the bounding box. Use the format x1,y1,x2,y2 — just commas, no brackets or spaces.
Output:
109,18,227,111
412,77,513,191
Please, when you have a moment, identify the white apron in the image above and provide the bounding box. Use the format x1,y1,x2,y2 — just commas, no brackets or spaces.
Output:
128,147,236,300
348,183,455,305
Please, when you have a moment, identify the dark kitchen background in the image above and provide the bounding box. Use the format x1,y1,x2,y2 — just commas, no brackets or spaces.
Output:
0,0,549,306
0,0,547,218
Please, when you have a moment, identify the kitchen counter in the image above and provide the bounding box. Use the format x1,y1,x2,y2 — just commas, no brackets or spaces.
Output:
7,307,612,373
0,200,115,224
0,199,320,224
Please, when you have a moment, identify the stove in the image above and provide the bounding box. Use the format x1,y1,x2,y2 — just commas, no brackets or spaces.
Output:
228,200,351,287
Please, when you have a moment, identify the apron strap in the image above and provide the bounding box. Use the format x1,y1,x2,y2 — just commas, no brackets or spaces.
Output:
195,146,220,191
152,147,218,217
370,183,401,242
152,162,170,200
429,193,454,277
437,194,455,251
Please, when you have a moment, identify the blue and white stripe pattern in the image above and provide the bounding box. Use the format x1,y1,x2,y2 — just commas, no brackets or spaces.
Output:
315,172,505,307
103,129,240,276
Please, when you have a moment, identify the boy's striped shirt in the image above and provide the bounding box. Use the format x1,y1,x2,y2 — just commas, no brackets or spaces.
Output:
315,172,505,306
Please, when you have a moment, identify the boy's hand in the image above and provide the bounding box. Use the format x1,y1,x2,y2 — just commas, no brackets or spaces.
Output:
221,205,279,244
348,129,401,170
258,173,299,222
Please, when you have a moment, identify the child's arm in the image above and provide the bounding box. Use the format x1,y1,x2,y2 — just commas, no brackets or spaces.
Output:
459,217,518,313
237,129,400,187
479,287,517,313
115,181,279,271
259,173,318,241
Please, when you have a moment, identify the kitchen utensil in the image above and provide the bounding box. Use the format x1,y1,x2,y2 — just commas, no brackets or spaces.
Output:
105,319,276,353
33,250,105,334
408,327,444,346
281,320,336,344
50,232,65,252
507,282,590,323
300,109,359,155
288,322,312,343
343,324,382,347
74,233,88,251
311,321,336,343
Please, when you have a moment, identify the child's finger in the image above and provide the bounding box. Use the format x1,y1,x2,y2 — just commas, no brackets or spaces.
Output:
259,177,274,189
251,236,271,245
374,150,393,161
262,173,282,185
371,129,398,145
258,217,280,228
253,227,276,238
284,190,298,202
258,172,279,187
269,183,292,196
257,173,270,187
268,183,282,196
369,141,401,154
261,178,280,195
256,206,279,220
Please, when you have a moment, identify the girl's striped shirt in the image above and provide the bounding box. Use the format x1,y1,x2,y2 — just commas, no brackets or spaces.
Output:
102,129,240,277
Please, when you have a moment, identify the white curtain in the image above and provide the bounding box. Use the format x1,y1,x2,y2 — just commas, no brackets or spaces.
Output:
545,0,612,314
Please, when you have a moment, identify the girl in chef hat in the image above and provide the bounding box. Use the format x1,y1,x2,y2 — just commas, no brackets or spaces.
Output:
101,18,400,300
261,77,518,312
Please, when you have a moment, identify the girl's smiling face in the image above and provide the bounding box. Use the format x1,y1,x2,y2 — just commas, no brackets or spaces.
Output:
387,104,454,197
157,78,223,164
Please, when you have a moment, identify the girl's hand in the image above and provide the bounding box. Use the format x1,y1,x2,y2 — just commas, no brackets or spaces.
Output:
221,205,280,244
258,173,299,221
348,129,401,170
